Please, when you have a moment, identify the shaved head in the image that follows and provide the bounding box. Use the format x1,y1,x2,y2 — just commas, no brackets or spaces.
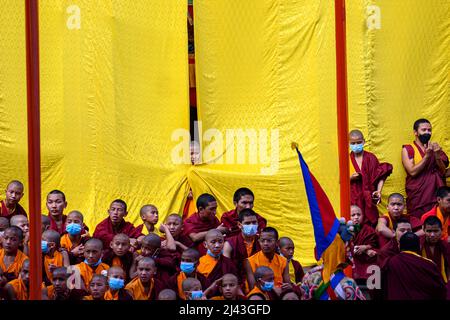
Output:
205,229,223,241
10,215,28,227
279,237,294,248
182,248,200,261
5,226,23,240
349,129,364,139
85,238,103,251
52,267,68,278
138,257,156,268
42,229,61,245
7,180,24,191
254,266,273,280
222,273,238,284
108,266,125,278
158,289,177,300
0,217,10,229
140,204,157,215
91,274,108,284
142,233,161,248
67,210,84,221
166,213,182,223
112,233,130,243
182,277,202,291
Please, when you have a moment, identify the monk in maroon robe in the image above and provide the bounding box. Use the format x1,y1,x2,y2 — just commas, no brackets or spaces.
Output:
377,218,412,269
220,188,267,238
93,199,143,249
45,190,69,235
402,119,449,218
384,232,446,300
182,194,226,256
349,130,393,227
0,181,27,220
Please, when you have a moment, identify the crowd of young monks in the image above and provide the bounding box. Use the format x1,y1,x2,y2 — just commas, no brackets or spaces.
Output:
0,118,448,300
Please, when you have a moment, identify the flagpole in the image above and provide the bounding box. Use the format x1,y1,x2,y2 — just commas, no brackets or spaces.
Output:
334,0,350,220
25,0,42,300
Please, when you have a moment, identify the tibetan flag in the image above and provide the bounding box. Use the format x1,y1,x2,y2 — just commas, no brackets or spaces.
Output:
294,144,340,260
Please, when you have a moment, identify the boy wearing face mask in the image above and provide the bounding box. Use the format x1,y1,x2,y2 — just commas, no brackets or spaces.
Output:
182,277,206,300
167,248,208,300
41,230,70,286
223,209,261,287
349,129,393,227
60,211,90,265
402,119,449,219
75,238,110,289
104,266,133,300
247,266,278,300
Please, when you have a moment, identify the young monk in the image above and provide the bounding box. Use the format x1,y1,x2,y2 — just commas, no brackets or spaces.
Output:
75,238,110,289
223,209,261,285
103,233,134,283
167,248,208,300
157,288,177,300
377,218,412,269
420,186,450,241
220,188,267,237
42,229,70,286
9,214,30,255
104,266,133,300
376,193,422,247
349,130,393,227
197,229,238,296
182,277,205,300
42,267,86,300
245,227,290,290
402,119,448,218
130,233,179,282
247,266,278,300
41,215,51,233
125,257,164,300
183,193,227,256
420,216,450,283
278,237,304,284
93,199,143,249
137,204,160,235
160,214,193,253
60,211,90,265
0,227,28,282
83,274,108,300
4,259,29,300
0,217,9,234
46,190,68,234
0,181,27,220
208,274,246,300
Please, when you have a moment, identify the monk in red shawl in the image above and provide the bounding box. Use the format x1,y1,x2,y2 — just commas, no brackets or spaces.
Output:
376,193,422,247
182,193,227,256
0,181,27,220
377,218,411,269
197,229,238,297
349,130,393,227
223,209,261,285
384,232,446,300
278,237,304,284
420,186,450,242
159,214,193,254
46,190,69,235
347,206,378,298
402,119,449,218
93,199,143,250
220,188,267,238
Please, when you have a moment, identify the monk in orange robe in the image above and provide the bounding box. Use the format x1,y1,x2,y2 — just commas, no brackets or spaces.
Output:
220,188,267,238
182,194,227,256
75,238,110,289
104,266,133,300
93,199,143,250
103,233,134,283
167,248,207,300
420,186,450,242
402,119,448,218
4,259,29,300
0,181,27,220
207,273,246,300
244,227,289,290
157,288,177,300
376,193,422,247
42,230,70,286
247,266,279,300
9,214,30,255
223,209,261,286
182,277,205,300
349,130,393,227
60,211,90,265
125,257,164,300
0,227,28,282
83,274,108,300
42,267,86,300
197,230,238,297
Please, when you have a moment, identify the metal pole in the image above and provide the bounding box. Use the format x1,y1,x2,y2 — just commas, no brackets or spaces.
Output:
25,0,42,300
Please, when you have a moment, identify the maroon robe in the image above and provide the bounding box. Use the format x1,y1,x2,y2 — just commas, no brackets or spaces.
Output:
153,248,180,284
350,151,393,226
420,236,450,282
291,259,305,283
349,224,378,280
203,255,238,297
0,200,27,220
48,214,67,235
377,238,399,269
377,214,422,248
403,143,449,218
93,217,143,249
221,209,267,238
226,233,261,283
102,249,134,283
182,213,220,256
384,251,446,300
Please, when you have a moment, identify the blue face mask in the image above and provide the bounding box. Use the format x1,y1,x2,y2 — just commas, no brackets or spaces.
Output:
65,223,82,236
242,224,258,236
84,258,102,267
108,278,125,290
261,280,274,292
180,262,196,274
41,241,49,254
350,143,364,154
207,249,222,259
190,290,203,300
